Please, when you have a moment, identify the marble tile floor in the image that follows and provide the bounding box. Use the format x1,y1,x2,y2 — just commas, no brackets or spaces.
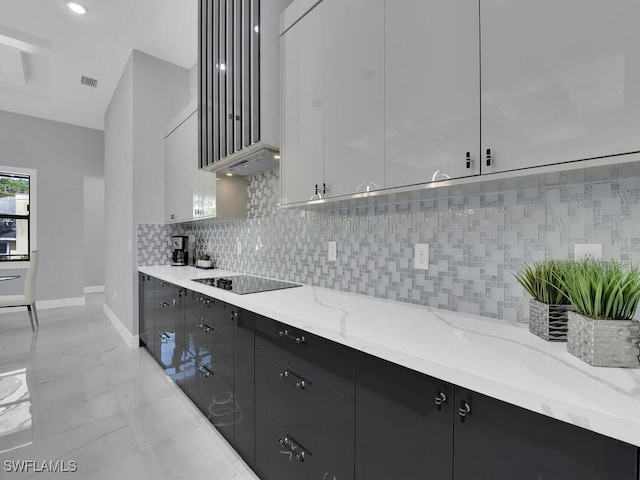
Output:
0,294,259,479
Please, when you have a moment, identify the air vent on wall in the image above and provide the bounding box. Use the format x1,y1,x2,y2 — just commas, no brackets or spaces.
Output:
80,75,98,88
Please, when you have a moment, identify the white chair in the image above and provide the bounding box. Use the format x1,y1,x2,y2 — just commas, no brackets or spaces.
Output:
0,251,39,331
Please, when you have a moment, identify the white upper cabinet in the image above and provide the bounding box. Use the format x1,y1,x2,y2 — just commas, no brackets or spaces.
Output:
385,0,480,188
481,0,640,173
323,0,384,197
281,0,384,203
280,7,324,205
165,107,222,223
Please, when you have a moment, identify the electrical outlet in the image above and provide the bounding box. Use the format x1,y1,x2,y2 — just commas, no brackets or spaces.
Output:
414,243,429,269
236,240,242,255
574,243,602,261
328,241,337,262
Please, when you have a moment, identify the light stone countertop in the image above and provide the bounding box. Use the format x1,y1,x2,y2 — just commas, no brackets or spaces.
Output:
139,265,640,448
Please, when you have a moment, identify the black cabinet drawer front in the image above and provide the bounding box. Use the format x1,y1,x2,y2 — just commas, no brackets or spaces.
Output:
183,353,236,442
453,388,638,480
187,293,236,337
185,313,234,384
255,409,348,480
355,352,454,480
255,315,354,398
255,351,355,478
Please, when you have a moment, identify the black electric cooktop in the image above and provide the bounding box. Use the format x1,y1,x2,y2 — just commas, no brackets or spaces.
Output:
192,275,301,295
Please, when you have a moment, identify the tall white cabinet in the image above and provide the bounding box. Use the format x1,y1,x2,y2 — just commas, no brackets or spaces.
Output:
481,0,640,173
385,0,480,188
323,0,384,197
280,0,384,204
280,6,324,205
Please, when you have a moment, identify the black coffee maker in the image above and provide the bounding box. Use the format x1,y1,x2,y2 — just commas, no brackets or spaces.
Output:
171,236,189,266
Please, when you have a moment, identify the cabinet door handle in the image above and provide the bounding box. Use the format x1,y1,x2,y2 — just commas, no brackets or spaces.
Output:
279,435,308,462
229,310,238,321
459,400,471,422
485,148,492,167
158,301,171,308
278,329,306,344
159,332,170,340
197,323,213,333
198,365,213,378
310,184,324,201
159,282,171,287
279,370,307,390
434,391,447,411
466,152,473,169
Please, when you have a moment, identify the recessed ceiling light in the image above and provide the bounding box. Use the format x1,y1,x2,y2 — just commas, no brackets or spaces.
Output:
226,173,233,176
273,154,281,159
66,2,87,15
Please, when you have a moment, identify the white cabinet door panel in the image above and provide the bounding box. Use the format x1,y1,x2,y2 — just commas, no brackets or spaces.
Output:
385,0,480,188
280,8,324,205
481,0,640,173
323,0,384,198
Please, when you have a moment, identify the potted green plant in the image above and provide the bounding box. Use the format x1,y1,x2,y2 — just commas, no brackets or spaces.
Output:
196,253,213,269
514,260,573,341
558,260,640,367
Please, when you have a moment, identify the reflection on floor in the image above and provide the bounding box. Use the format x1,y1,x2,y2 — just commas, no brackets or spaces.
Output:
0,294,258,479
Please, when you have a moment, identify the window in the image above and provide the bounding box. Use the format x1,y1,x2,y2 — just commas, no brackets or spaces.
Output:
0,172,31,262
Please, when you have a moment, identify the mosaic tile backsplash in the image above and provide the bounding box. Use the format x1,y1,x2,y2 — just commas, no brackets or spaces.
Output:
137,167,640,323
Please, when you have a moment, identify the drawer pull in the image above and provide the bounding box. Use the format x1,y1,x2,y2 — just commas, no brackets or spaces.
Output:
459,400,471,422
278,329,306,344
198,365,213,378
158,301,171,308
159,332,170,341
279,370,307,390
159,282,171,287
279,435,308,462
197,323,213,333
434,391,447,411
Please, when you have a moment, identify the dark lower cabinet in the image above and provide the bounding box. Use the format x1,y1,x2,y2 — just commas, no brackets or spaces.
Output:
254,409,347,480
234,308,256,465
355,352,453,480
255,351,354,478
255,315,354,398
138,273,153,353
138,274,640,480
453,388,639,480
183,351,235,442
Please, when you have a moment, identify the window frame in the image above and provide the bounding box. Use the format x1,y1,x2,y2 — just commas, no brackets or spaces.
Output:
0,166,36,269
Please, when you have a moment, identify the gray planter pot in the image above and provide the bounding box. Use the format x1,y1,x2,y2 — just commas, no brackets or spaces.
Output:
528,299,571,342
567,311,640,368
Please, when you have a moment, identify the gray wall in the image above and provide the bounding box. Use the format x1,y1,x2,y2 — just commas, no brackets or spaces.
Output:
83,176,105,288
0,110,104,301
105,50,190,335
105,55,134,325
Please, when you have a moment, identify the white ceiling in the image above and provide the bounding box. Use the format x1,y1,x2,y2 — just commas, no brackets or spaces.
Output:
0,0,198,130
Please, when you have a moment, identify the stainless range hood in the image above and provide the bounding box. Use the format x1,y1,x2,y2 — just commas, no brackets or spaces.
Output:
201,141,279,176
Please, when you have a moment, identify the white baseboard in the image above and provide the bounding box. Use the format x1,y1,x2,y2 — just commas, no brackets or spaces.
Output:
0,296,85,314
84,285,105,294
103,304,139,349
